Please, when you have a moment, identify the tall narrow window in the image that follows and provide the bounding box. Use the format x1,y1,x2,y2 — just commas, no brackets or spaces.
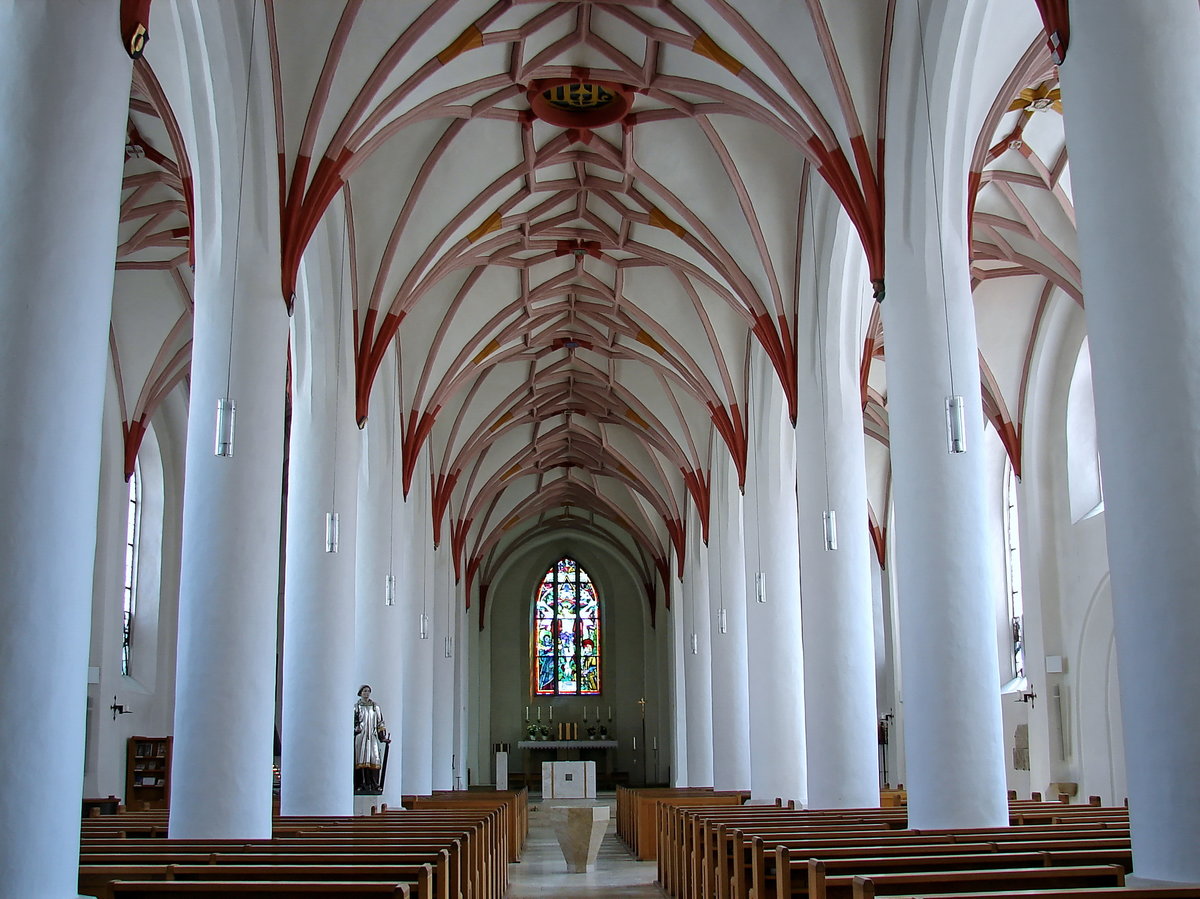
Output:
121,467,141,677
532,557,601,695
1003,460,1025,679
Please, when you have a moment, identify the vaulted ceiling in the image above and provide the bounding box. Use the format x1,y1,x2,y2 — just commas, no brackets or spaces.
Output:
112,0,1072,612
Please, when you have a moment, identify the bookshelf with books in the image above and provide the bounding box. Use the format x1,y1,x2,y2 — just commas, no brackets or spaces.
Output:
125,736,172,810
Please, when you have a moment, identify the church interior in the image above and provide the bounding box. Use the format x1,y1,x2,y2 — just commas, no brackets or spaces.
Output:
4,1,1200,895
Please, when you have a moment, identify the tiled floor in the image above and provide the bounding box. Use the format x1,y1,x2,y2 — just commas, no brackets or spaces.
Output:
507,793,667,898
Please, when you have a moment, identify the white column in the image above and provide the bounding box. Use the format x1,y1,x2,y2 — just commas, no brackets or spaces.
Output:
683,510,715,786
0,4,129,894
280,226,359,815
431,545,456,790
745,355,808,806
880,0,1007,829
170,3,287,838
668,572,689,787
797,200,880,809
401,458,435,794
1059,3,1200,881
708,452,753,791
454,591,471,789
352,365,406,809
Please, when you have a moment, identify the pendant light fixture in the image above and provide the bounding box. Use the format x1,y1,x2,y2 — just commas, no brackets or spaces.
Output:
808,173,839,550
325,208,348,554
915,0,966,454
215,4,259,459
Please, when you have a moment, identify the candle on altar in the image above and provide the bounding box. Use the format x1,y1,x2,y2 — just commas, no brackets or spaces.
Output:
595,705,600,721
652,737,658,750
608,706,612,721
537,707,541,721
583,706,588,722
549,706,553,721
525,706,529,722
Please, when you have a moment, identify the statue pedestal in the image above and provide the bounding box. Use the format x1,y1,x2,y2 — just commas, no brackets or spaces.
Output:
550,805,609,873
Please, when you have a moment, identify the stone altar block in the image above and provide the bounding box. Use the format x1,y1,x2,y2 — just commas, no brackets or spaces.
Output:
541,760,596,798
551,804,609,873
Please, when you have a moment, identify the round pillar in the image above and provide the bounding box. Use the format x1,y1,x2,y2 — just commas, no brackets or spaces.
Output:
401,458,435,795
1059,2,1200,881
280,237,359,815
683,512,715,786
797,202,880,809
169,2,288,839
431,546,457,791
0,3,129,893
352,384,406,809
745,355,808,806
708,452,753,791
880,0,1007,828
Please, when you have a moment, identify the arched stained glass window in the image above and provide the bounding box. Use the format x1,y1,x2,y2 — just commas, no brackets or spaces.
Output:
533,557,601,695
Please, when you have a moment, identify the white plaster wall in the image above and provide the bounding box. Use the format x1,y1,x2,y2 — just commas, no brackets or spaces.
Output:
1011,295,1124,804
86,375,187,801
485,537,653,781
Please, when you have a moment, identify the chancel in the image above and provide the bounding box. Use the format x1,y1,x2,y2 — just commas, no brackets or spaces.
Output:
4,2,1200,896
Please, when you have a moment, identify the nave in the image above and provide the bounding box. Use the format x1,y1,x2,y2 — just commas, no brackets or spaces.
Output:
8,2,1200,896
507,794,663,899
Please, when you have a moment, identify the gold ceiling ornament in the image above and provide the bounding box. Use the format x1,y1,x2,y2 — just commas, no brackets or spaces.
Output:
526,78,633,129
1008,82,1063,115
543,82,615,112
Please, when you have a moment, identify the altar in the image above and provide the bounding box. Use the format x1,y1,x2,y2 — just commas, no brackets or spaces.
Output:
516,740,618,788
542,760,596,798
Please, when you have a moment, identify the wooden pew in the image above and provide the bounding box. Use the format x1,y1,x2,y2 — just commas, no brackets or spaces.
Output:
407,790,528,861
616,787,716,854
655,799,1134,899
881,890,1200,899
792,850,1135,899
82,863,435,899
842,864,1127,898
80,853,453,899
81,815,493,899
108,882,412,898
640,791,749,862
740,829,1130,899
674,806,906,899
751,835,1133,899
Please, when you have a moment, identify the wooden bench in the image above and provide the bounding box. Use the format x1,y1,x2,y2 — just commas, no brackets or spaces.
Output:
844,863,1126,898
881,889,1200,899
82,863,436,899
81,818,492,899
734,828,1130,899
792,850,1135,899
108,882,411,898
748,835,1135,899
82,852,462,899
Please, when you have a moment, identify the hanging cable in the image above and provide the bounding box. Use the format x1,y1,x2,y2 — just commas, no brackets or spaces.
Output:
914,0,966,454
214,4,260,458
808,176,839,551
325,206,348,553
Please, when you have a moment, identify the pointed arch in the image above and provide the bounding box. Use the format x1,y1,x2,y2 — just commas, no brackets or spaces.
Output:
532,556,601,695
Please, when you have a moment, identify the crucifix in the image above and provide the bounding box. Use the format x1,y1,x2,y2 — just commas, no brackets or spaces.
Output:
638,696,647,719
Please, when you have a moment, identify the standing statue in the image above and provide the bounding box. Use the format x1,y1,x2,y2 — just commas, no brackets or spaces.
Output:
354,684,389,793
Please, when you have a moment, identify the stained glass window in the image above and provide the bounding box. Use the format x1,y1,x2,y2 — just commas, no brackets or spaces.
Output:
533,557,601,694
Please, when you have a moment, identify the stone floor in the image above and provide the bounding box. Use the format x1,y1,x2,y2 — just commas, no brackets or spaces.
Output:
507,792,666,898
